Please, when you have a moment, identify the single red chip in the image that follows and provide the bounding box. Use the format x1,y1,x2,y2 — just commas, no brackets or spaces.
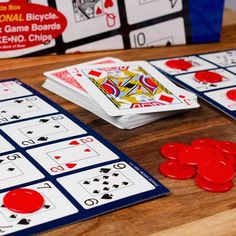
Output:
178,145,217,166
3,189,44,214
191,138,217,148
159,160,196,180
215,140,236,155
195,174,233,193
160,142,188,160
226,89,236,101
194,71,223,83
165,59,193,70
198,159,235,184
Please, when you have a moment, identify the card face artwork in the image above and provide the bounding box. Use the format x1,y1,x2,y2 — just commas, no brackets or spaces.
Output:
0,81,32,101
150,56,217,75
0,96,58,124
0,152,44,190
124,0,182,25
77,61,199,116
175,69,236,92
55,0,121,43
0,181,78,235
199,50,236,67
57,162,155,209
0,135,15,153
204,87,236,111
129,18,186,48
27,136,119,175
1,114,87,147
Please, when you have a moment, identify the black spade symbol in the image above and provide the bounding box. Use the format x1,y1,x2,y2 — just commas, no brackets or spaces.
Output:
17,219,30,225
122,182,129,185
93,190,99,194
27,131,33,134
103,187,109,191
101,194,113,200
14,100,23,104
28,105,33,108
44,205,51,209
103,181,109,185
10,214,17,219
11,115,20,120
54,125,60,128
103,176,109,179
99,168,111,173
93,178,99,182
1,204,5,208
113,184,119,188
112,173,119,177
1,110,6,113
83,181,90,185
38,137,48,142
8,168,15,172
39,119,49,123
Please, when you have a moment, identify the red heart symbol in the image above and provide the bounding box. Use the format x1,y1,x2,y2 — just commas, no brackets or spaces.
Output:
96,6,102,15
105,0,113,8
66,163,77,169
69,140,79,145
54,156,61,160
84,149,91,152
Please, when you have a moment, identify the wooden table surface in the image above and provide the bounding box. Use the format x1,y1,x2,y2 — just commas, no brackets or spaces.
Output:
1,8,236,236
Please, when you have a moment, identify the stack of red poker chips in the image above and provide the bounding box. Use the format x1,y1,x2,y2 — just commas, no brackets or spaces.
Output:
159,138,236,193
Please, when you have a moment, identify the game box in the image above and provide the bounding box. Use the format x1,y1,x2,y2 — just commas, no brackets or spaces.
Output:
0,0,225,58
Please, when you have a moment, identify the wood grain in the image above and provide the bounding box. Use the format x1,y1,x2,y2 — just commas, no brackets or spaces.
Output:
0,9,236,236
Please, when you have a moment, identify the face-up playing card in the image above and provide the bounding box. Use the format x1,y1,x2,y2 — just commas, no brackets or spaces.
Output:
0,152,44,190
55,0,120,43
150,56,217,75
175,69,236,92
57,161,155,209
74,61,199,116
1,114,87,147
204,87,236,111
129,17,186,48
44,57,123,98
27,136,119,175
124,0,182,25
0,81,32,101
0,96,58,124
0,135,15,153
199,50,236,67
0,181,78,235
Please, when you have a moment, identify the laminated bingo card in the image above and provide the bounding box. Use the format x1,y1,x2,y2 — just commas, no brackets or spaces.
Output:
0,79,169,235
149,49,236,120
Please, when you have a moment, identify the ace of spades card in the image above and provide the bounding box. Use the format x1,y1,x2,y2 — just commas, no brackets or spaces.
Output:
57,162,156,209
76,61,199,116
27,136,119,175
0,182,78,235
56,0,120,43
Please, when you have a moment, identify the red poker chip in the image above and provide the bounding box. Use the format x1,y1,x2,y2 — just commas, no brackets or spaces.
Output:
226,89,236,102
194,71,223,83
198,159,235,184
195,174,233,193
178,145,218,166
165,59,193,70
191,138,217,148
159,160,196,180
3,189,44,214
160,142,188,160
215,140,236,155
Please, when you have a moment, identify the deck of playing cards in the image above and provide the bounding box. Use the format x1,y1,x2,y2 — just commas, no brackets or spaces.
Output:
43,57,199,129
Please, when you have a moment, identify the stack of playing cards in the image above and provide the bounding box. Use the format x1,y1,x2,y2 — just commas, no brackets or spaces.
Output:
43,57,199,129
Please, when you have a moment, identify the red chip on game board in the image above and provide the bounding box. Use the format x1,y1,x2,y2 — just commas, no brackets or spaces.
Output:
198,159,235,184
226,89,236,101
191,138,217,148
165,59,192,70
194,71,223,83
3,189,44,214
160,160,196,180
160,142,188,160
195,174,233,193
178,145,216,166
215,140,236,155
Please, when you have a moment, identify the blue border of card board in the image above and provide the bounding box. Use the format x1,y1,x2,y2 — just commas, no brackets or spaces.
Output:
0,78,169,236
148,48,236,120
